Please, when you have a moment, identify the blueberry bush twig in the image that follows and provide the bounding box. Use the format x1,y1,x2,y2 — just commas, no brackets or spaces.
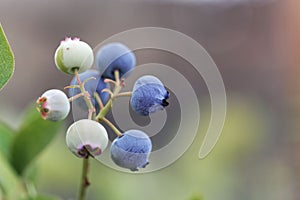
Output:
113,91,133,98
79,157,89,200
35,38,170,200
74,69,96,120
96,70,123,120
72,69,96,200
101,117,122,137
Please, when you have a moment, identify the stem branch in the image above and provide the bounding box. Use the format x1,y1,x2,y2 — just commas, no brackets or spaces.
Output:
74,70,95,119
113,91,132,99
94,92,104,109
100,117,122,136
96,70,123,120
74,69,94,200
68,93,85,102
78,157,90,200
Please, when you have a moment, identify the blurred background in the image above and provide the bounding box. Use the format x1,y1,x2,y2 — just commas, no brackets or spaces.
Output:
0,0,299,199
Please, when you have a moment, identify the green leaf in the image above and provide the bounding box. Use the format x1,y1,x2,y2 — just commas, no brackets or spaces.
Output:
0,151,26,199
0,121,14,158
0,24,14,91
10,106,63,175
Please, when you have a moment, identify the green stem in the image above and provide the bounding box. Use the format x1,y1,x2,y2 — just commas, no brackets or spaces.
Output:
100,117,122,136
94,92,104,109
73,69,95,200
78,157,89,200
68,92,85,102
113,91,132,98
96,70,123,120
96,98,113,120
75,70,95,116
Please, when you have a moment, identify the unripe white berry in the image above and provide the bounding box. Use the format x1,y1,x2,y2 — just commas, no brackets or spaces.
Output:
54,37,94,75
66,119,108,158
37,89,70,121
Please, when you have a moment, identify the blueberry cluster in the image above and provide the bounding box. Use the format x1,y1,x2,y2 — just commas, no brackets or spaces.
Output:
36,37,170,171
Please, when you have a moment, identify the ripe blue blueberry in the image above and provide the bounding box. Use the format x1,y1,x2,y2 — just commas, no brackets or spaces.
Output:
69,69,109,111
130,75,169,116
36,89,70,121
110,130,152,171
96,43,136,80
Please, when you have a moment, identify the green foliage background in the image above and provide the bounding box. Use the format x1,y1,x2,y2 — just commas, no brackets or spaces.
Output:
0,24,14,91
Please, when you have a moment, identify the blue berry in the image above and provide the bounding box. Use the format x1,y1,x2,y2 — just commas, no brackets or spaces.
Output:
69,70,109,111
110,130,152,171
130,75,169,116
96,43,136,80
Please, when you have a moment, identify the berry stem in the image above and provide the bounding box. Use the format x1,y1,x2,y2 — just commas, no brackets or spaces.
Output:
100,117,122,136
68,93,85,102
74,69,95,200
78,157,90,200
115,70,120,85
74,69,96,119
94,92,104,109
88,109,93,120
104,78,116,85
64,85,80,89
102,88,114,97
113,91,132,99
96,70,123,120
75,70,82,84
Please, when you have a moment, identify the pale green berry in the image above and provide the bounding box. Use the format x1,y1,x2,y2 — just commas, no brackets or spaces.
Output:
54,37,94,75
36,89,70,121
66,119,108,158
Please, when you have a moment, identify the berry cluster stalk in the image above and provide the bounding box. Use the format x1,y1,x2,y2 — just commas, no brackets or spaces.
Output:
78,158,89,200
73,69,132,200
75,70,96,120
72,69,95,200
96,70,128,136
96,70,122,120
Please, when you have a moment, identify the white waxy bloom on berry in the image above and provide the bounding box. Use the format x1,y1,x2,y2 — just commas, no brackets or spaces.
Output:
66,119,108,158
54,37,94,75
36,89,70,121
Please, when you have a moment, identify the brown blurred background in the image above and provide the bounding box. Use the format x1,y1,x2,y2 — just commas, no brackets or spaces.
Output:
0,0,299,199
